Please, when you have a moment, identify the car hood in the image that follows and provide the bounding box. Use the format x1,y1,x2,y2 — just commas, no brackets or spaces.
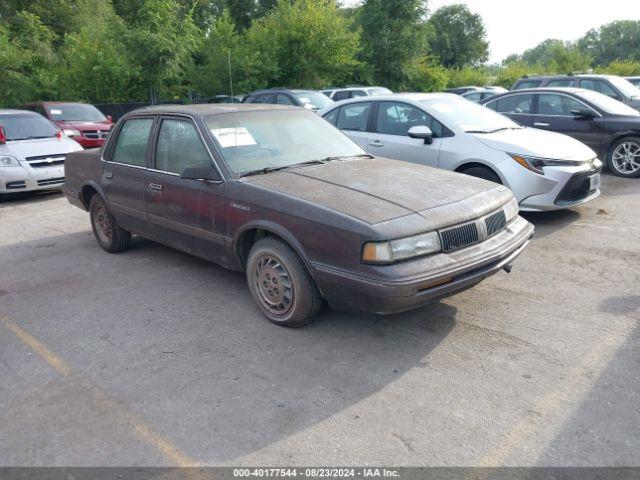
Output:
1,137,83,160
472,127,596,161
56,120,112,130
247,157,512,226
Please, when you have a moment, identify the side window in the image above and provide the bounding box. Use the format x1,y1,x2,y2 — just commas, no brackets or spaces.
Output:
333,90,351,102
493,94,534,114
111,118,153,167
580,79,618,99
336,102,372,131
546,79,575,87
514,80,541,89
537,94,591,116
155,119,211,174
323,108,339,126
375,101,444,137
464,92,482,102
276,94,293,105
254,94,275,104
351,90,367,98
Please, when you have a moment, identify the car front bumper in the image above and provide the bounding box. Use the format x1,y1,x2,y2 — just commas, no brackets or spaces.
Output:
312,216,534,315
499,160,602,212
0,164,65,194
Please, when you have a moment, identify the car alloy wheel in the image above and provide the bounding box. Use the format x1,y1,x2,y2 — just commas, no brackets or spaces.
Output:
611,141,640,175
253,254,295,316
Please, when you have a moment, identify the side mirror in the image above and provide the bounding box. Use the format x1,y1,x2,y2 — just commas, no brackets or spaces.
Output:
0,126,5,144
180,165,221,182
106,115,113,123
570,108,596,119
408,125,434,145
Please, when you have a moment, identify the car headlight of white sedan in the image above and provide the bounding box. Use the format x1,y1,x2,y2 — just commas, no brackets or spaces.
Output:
0,155,21,167
509,153,598,175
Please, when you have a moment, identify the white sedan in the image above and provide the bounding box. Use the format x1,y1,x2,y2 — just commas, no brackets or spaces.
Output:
319,93,602,211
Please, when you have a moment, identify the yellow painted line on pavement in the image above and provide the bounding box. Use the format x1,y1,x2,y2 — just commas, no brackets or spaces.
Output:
0,314,201,468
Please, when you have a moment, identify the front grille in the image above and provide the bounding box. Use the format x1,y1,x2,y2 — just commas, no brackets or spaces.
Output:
439,222,480,252
25,153,66,168
485,210,507,238
555,168,601,206
37,177,65,186
6,181,26,189
83,129,110,139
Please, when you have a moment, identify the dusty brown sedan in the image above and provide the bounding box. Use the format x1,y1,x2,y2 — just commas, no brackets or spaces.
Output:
63,104,534,327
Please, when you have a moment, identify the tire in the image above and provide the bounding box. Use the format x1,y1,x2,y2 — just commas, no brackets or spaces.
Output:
607,137,640,178
246,237,321,327
89,195,132,253
460,166,502,184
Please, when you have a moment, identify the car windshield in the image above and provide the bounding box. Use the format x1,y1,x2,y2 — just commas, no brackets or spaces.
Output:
47,103,107,122
577,90,640,116
419,95,522,133
0,113,58,140
607,76,640,98
205,109,366,176
292,91,334,110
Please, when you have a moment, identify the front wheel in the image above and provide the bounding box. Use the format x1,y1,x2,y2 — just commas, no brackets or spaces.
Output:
246,237,321,327
607,137,640,178
89,195,132,253
460,166,502,184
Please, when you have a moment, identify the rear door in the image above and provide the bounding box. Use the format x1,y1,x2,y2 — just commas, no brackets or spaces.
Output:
334,101,374,150
533,93,607,149
102,116,155,233
146,116,227,262
367,101,442,167
484,93,536,127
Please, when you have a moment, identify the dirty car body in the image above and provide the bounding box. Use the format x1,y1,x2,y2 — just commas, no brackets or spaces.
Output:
63,104,534,326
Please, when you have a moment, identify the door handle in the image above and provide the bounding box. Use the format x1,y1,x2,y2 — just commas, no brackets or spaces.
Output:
149,183,163,191
368,140,384,147
534,122,550,127
103,171,113,179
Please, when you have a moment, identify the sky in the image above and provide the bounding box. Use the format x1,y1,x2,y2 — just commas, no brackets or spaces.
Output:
344,0,640,64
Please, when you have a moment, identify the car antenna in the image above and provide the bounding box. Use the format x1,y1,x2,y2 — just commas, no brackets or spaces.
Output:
228,49,234,100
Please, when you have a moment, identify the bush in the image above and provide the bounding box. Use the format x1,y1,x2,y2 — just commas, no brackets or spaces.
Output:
446,66,490,88
406,57,449,92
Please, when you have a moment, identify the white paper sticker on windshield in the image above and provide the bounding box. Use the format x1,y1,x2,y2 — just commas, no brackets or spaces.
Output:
210,127,257,148
49,109,62,115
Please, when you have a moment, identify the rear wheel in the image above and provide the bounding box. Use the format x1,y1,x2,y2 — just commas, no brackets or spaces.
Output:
89,195,132,253
246,237,321,327
460,166,502,184
607,137,640,178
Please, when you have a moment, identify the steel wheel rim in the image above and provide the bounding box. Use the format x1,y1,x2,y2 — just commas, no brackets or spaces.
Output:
93,203,112,244
254,254,294,316
612,141,640,174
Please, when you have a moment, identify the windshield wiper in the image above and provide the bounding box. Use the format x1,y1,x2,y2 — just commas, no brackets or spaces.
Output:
239,165,292,177
466,127,522,134
239,154,373,178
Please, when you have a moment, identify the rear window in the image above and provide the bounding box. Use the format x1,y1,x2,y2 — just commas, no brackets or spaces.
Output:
110,118,153,167
0,113,58,141
546,79,574,87
514,80,542,90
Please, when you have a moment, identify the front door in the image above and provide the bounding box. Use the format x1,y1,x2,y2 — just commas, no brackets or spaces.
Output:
334,101,373,150
146,117,227,263
367,101,441,167
102,116,155,233
534,93,608,150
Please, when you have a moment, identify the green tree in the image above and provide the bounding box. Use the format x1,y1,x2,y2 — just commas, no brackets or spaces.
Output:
124,0,200,100
597,60,640,76
578,21,640,66
427,4,488,68
405,56,449,92
246,0,361,88
358,0,428,90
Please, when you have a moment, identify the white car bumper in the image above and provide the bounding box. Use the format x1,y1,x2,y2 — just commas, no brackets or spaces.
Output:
0,163,66,194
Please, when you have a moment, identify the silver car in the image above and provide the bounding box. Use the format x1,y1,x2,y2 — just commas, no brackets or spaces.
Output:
319,93,602,212
0,109,83,195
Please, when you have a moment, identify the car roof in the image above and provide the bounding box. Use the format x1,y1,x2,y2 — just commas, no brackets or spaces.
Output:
491,87,589,95
129,103,299,117
519,74,616,81
318,92,458,111
0,109,38,115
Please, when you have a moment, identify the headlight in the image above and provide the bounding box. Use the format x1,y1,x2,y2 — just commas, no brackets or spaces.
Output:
509,153,596,175
63,129,82,137
363,231,441,264
503,197,519,223
0,155,20,167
